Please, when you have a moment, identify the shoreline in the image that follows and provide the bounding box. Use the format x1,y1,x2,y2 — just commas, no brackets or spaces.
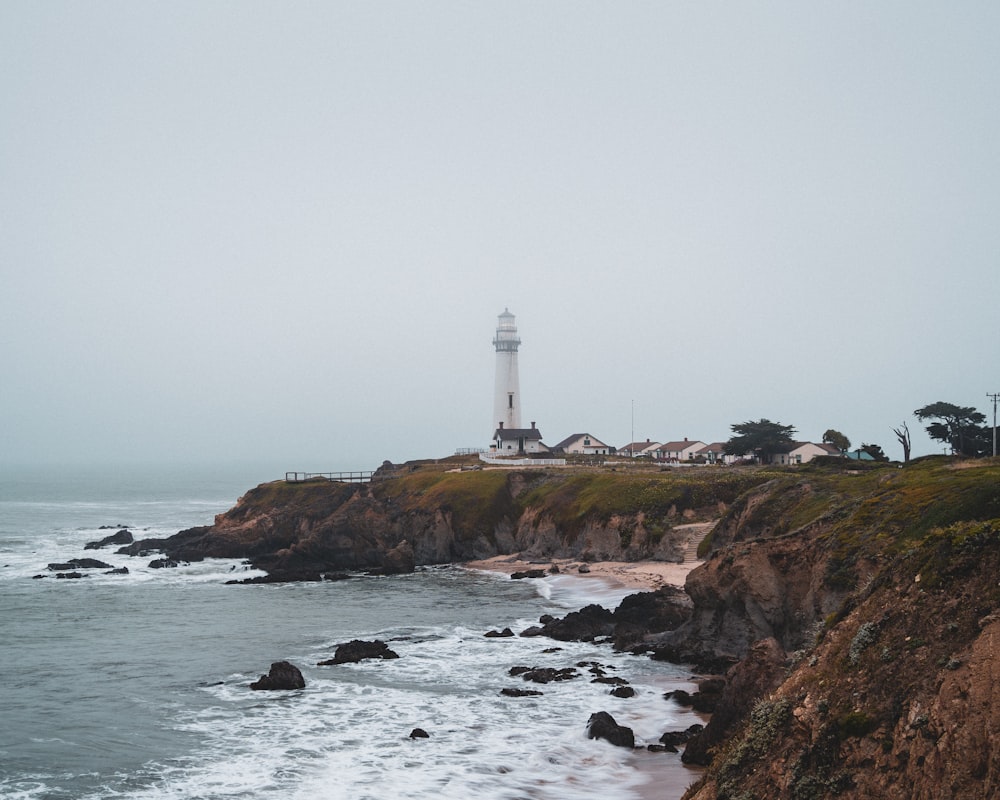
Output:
462,554,700,592
464,555,706,800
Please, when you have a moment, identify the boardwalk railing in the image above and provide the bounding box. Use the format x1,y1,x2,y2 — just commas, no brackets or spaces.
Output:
285,471,375,484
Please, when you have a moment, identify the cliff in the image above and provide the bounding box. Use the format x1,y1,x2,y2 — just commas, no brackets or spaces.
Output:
140,454,1000,798
146,459,774,576
669,456,1000,800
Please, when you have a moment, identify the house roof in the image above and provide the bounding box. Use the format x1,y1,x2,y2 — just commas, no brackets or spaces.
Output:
620,441,661,453
696,442,728,453
495,427,543,441
551,433,609,450
775,441,843,455
659,439,706,451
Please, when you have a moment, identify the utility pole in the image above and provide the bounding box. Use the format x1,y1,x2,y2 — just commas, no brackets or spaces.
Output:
631,399,635,457
988,392,1000,457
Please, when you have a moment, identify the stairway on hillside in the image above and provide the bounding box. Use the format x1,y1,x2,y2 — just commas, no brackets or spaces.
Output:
678,522,714,563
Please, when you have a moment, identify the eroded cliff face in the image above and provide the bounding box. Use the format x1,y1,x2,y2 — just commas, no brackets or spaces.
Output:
150,464,750,575
684,517,1000,800
669,458,1000,800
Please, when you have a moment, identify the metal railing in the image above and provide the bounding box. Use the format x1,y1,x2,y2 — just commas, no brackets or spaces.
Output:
285,471,374,484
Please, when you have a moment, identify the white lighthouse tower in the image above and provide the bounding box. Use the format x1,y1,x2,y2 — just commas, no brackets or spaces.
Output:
492,308,522,431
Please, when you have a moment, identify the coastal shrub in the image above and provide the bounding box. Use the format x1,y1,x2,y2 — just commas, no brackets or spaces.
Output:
373,469,517,537
835,711,877,739
848,622,879,666
517,470,776,537
714,697,793,800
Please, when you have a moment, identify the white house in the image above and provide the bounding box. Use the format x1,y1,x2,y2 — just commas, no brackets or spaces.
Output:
493,421,548,455
771,442,841,465
656,439,707,462
619,440,661,458
551,433,612,455
695,442,742,465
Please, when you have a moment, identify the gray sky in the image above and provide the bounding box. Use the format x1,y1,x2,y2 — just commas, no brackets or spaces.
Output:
2,2,998,470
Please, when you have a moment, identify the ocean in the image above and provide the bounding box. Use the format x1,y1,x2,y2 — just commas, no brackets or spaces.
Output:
0,464,703,800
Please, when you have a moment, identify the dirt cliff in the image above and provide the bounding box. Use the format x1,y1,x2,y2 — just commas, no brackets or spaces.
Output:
670,456,1000,799
148,460,772,576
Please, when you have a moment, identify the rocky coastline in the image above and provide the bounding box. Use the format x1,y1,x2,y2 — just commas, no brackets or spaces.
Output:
37,454,1000,798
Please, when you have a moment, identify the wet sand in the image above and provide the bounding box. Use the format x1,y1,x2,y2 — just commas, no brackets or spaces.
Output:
463,554,700,591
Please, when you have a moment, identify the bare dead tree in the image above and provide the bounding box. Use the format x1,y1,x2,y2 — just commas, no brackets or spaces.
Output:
892,421,912,463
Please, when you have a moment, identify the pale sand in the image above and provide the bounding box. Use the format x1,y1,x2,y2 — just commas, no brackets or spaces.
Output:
462,554,700,591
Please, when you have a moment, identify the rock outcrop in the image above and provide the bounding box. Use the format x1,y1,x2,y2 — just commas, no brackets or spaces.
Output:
125,464,754,581
318,639,399,665
518,585,692,650
84,529,133,549
586,711,635,748
48,558,113,571
249,660,305,691
676,458,1000,800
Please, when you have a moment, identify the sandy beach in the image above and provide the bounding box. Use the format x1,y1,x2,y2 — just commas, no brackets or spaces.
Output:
463,554,700,591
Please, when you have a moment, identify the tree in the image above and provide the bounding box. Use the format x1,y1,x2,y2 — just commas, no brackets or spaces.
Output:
822,429,851,454
724,419,796,464
892,421,911,463
859,443,889,462
914,401,990,457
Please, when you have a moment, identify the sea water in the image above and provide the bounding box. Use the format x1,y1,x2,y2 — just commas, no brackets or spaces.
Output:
0,464,703,799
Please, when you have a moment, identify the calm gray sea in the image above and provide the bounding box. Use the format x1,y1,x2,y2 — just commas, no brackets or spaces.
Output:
0,464,702,799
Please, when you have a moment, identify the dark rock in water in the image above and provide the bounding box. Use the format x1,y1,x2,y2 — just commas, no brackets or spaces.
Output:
509,665,580,684
587,711,635,748
409,728,430,739
48,558,112,571
577,564,591,573
249,660,305,691
85,529,134,549
381,540,415,575
658,724,704,752
526,586,692,650
99,524,131,530
610,586,693,651
55,571,84,579
539,614,555,624
485,628,515,638
663,684,721,713
541,647,563,653
665,689,694,706
592,676,629,686
511,569,547,579
226,571,325,585
519,626,544,637
105,567,129,575
501,687,544,697
579,660,615,675
610,686,636,698
149,558,179,569
318,639,400,665
539,603,615,642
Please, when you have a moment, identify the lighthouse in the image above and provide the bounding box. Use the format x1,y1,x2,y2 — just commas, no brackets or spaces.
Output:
492,308,522,431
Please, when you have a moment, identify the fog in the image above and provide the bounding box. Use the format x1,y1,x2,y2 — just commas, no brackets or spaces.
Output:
2,2,998,472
